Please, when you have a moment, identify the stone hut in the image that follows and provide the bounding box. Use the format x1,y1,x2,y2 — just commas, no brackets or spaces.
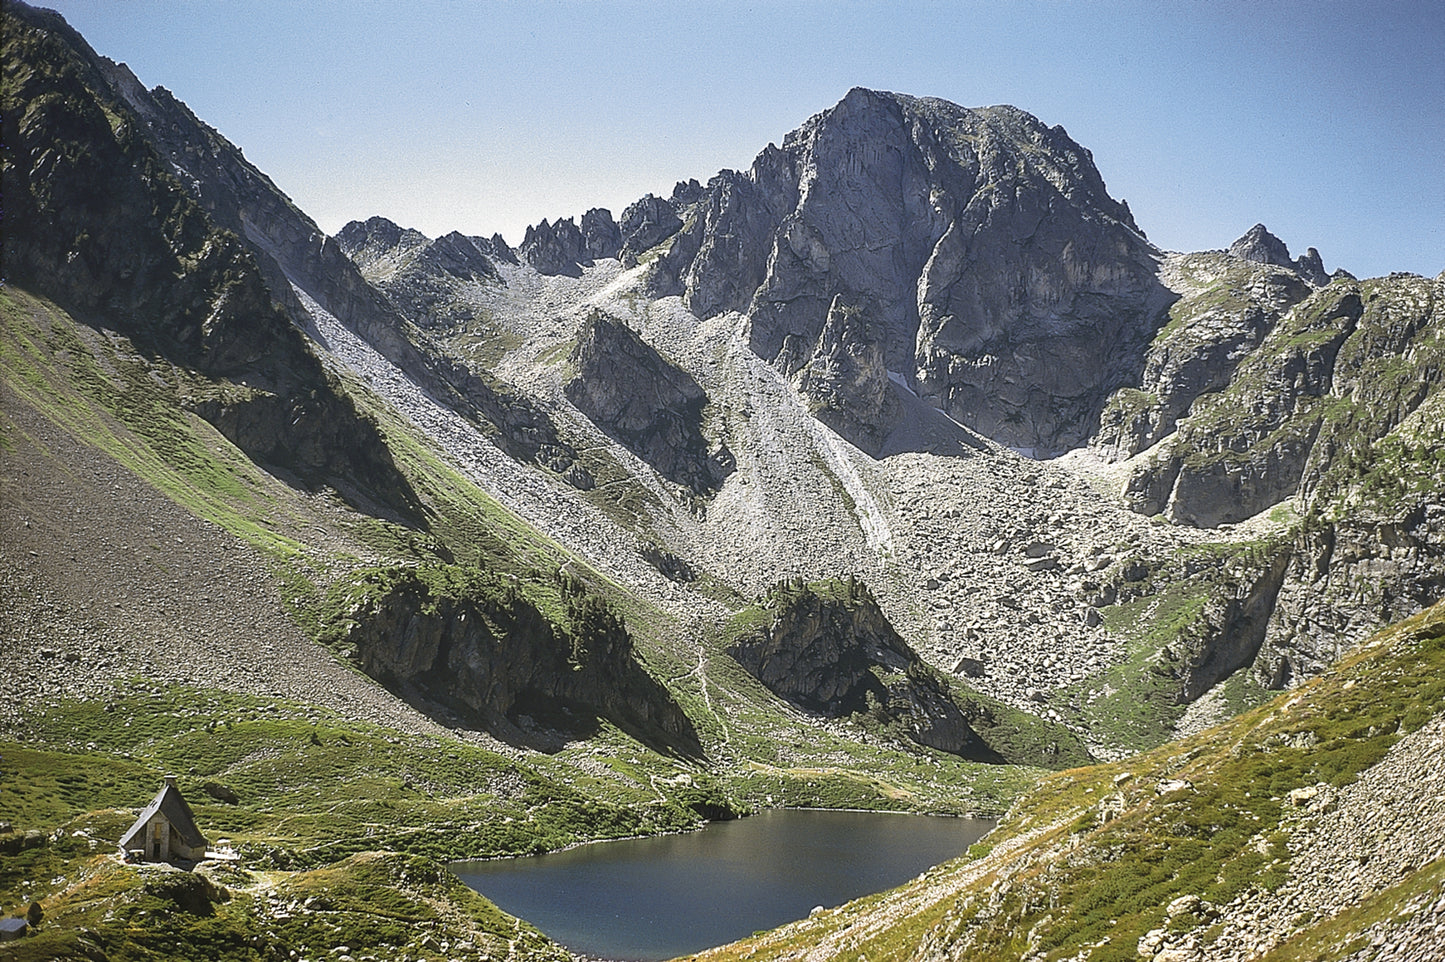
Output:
118,776,208,863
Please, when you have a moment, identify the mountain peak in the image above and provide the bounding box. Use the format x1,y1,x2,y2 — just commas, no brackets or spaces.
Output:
1228,223,1332,284
1229,223,1293,265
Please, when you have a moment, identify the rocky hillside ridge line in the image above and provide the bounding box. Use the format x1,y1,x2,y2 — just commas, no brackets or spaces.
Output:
1094,246,1318,461
486,88,1167,456
645,87,1167,456
1,3,423,523
511,180,704,276
1227,221,1340,287
1105,230,1438,531
334,215,514,329
1104,264,1445,695
91,44,587,487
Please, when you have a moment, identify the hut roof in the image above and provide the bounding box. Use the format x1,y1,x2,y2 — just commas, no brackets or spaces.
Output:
118,777,208,851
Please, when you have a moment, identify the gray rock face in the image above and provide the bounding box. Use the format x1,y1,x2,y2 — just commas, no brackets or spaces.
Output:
1295,246,1328,286
1227,223,1331,286
728,580,997,759
336,217,499,327
1176,550,1290,701
670,178,705,206
579,207,621,260
1123,274,1445,528
1096,254,1313,459
652,163,797,318
1228,223,1294,267
790,294,903,456
564,311,732,494
1258,503,1445,689
647,87,1164,455
518,210,624,275
619,193,683,256
519,217,588,276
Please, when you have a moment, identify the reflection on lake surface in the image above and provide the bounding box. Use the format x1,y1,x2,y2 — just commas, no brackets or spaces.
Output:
452,809,994,961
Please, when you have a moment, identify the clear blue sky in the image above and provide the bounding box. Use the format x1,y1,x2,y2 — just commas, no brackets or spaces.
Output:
40,0,1445,279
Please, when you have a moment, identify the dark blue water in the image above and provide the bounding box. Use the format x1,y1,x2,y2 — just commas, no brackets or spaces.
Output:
452,809,994,961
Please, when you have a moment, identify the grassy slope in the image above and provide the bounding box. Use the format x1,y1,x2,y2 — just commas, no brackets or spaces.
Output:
690,599,1445,962
0,684,715,961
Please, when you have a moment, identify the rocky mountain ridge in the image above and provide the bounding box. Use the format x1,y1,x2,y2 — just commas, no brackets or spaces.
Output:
650,88,1166,458
10,0,1442,758
337,144,1443,751
1,6,420,521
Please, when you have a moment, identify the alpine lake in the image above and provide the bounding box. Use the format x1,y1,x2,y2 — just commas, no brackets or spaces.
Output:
453,809,995,960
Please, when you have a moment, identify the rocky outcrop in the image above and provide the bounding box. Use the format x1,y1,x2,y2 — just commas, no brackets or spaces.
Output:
1096,253,1313,459
651,164,797,318
1080,539,1293,712
336,217,499,328
1172,548,1291,701
1228,223,1331,286
579,208,622,261
619,194,683,256
670,178,705,207
1257,504,1445,690
331,565,700,755
516,209,625,275
516,193,694,274
646,87,1164,455
790,294,903,455
1,2,423,521
1253,376,1445,690
519,218,586,276
729,579,997,759
1124,273,1443,528
564,311,733,494
1227,223,1294,269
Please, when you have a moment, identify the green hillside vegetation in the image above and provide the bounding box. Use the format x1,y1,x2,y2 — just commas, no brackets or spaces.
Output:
1074,538,1290,752
0,675,1020,961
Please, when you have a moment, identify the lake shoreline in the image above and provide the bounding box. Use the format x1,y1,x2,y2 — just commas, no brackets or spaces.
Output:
453,809,997,961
